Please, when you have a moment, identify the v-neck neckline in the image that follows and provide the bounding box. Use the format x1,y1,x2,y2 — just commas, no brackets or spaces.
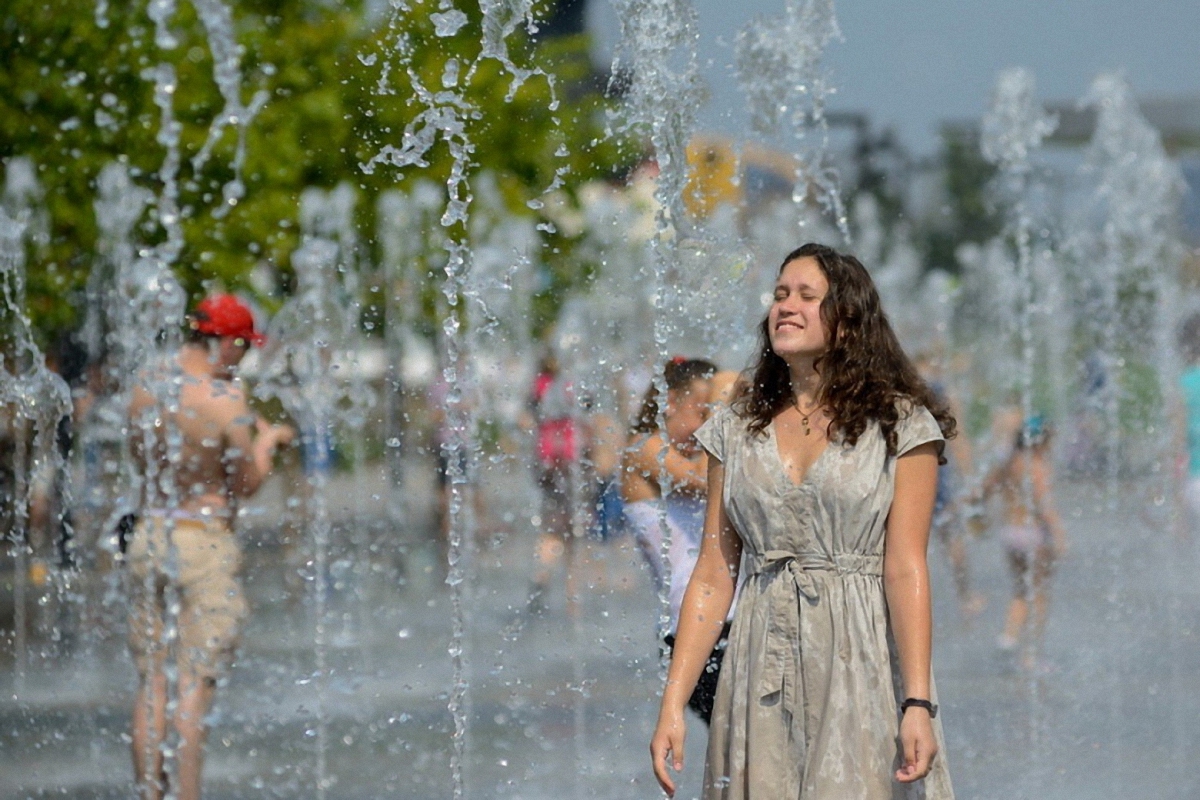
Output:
769,417,832,490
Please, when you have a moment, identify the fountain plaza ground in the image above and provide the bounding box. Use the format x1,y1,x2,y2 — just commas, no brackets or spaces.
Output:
2,452,1199,799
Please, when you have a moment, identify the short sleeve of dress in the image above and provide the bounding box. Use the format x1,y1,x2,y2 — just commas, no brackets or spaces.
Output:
694,404,732,462
896,404,946,458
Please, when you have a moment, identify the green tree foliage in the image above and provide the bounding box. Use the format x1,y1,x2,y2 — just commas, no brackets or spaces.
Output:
0,0,630,344
920,125,1002,274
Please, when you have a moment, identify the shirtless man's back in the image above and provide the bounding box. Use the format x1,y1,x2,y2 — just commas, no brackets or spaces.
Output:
129,367,272,516
125,294,291,800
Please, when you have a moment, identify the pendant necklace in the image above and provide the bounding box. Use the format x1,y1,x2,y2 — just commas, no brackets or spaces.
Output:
792,396,818,436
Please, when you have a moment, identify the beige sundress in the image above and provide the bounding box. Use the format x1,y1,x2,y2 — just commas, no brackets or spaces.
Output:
693,403,954,799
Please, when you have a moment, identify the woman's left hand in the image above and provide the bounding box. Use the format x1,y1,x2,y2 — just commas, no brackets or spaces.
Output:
895,707,938,783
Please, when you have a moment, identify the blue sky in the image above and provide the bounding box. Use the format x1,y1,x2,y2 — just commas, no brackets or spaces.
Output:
588,0,1200,155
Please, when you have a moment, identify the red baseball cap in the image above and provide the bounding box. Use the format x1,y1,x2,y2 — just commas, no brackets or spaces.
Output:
191,294,266,346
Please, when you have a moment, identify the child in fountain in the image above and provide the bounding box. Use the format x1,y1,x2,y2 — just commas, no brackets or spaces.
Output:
621,358,732,724
125,294,293,800
979,412,1067,670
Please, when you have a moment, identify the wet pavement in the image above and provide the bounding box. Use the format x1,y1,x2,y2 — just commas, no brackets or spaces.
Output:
2,458,1199,799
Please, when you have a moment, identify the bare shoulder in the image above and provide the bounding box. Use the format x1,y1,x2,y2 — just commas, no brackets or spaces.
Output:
634,431,666,458
624,432,663,472
185,377,253,430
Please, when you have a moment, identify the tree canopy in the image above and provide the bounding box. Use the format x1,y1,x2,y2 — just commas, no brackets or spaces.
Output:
0,0,631,344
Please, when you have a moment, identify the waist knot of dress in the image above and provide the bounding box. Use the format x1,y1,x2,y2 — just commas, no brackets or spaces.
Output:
747,550,884,718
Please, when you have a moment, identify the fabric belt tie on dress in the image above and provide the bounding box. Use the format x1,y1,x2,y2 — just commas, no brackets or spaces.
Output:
747,550,884,720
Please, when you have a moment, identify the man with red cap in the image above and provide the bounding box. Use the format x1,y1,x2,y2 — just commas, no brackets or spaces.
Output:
126,293,292,800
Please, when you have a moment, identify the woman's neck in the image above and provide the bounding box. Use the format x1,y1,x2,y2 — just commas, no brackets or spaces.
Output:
786,357,822,406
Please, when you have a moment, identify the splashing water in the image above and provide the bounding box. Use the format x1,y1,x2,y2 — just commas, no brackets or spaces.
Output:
980,67,1057,464
188,0,270,217
84,164,155,371
608,0,703,670
0,196,73,693
376,181,446,547
1074,74,1186,486
475,0,552,102
979,66,1059,788
735,0,848,239
364,3,563,795
255,228,355,798
1070,71,1187,791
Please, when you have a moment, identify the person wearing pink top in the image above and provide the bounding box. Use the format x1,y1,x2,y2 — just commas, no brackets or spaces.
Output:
526,353,581,613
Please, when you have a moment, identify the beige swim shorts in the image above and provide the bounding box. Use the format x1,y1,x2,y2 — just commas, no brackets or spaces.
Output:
127,514,248,682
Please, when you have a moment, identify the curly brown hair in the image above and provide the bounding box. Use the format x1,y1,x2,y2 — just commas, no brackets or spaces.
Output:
732,243,956,460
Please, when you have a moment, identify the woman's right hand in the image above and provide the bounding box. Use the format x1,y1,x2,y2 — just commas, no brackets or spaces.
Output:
650,704,687,796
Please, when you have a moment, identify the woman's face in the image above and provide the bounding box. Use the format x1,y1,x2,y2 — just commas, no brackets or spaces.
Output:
666,378,712,449
768,256,830,360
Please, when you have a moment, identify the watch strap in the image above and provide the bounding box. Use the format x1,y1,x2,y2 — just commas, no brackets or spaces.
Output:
900,697,937,718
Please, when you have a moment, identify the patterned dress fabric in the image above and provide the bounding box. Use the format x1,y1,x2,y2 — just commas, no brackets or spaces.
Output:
692,404,954,799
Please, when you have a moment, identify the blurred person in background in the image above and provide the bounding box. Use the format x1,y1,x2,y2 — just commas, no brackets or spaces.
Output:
708,370,742,408
525,351,581,614
622,357,729,724
582,391,626,543
978,412,1067,671
915,351,986,619
1175,313,1200,533
125,294,293,800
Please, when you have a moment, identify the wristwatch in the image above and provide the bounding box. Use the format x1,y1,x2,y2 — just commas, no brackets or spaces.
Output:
900,698,938,718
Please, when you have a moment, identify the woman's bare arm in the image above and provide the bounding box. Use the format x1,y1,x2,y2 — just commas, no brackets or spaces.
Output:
650,457,741,795
884,441,940,783
631,433,708,493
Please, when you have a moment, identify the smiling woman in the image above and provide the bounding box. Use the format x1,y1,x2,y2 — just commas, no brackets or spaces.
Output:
768,257,829,366
650,243,958,799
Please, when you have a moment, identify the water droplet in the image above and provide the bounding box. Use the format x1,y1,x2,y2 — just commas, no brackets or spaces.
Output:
431,9,469,37
441,58,460,89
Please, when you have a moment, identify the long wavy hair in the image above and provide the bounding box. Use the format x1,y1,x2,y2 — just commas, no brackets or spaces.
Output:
732,243,955,459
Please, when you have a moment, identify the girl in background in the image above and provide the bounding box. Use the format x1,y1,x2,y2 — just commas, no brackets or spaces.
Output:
622,358,728,724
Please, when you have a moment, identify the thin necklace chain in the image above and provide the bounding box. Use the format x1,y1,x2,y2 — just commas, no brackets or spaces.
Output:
791,394,820,436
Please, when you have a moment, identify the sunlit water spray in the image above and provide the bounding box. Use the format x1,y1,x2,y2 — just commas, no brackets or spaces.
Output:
735,0,848,241
255,187,368,795
6,2,1199,797
1071,71,1188,791
608,0,703,675
376,180,446,565
979,65,1058,790
0,196,73,695
363,2,563,795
